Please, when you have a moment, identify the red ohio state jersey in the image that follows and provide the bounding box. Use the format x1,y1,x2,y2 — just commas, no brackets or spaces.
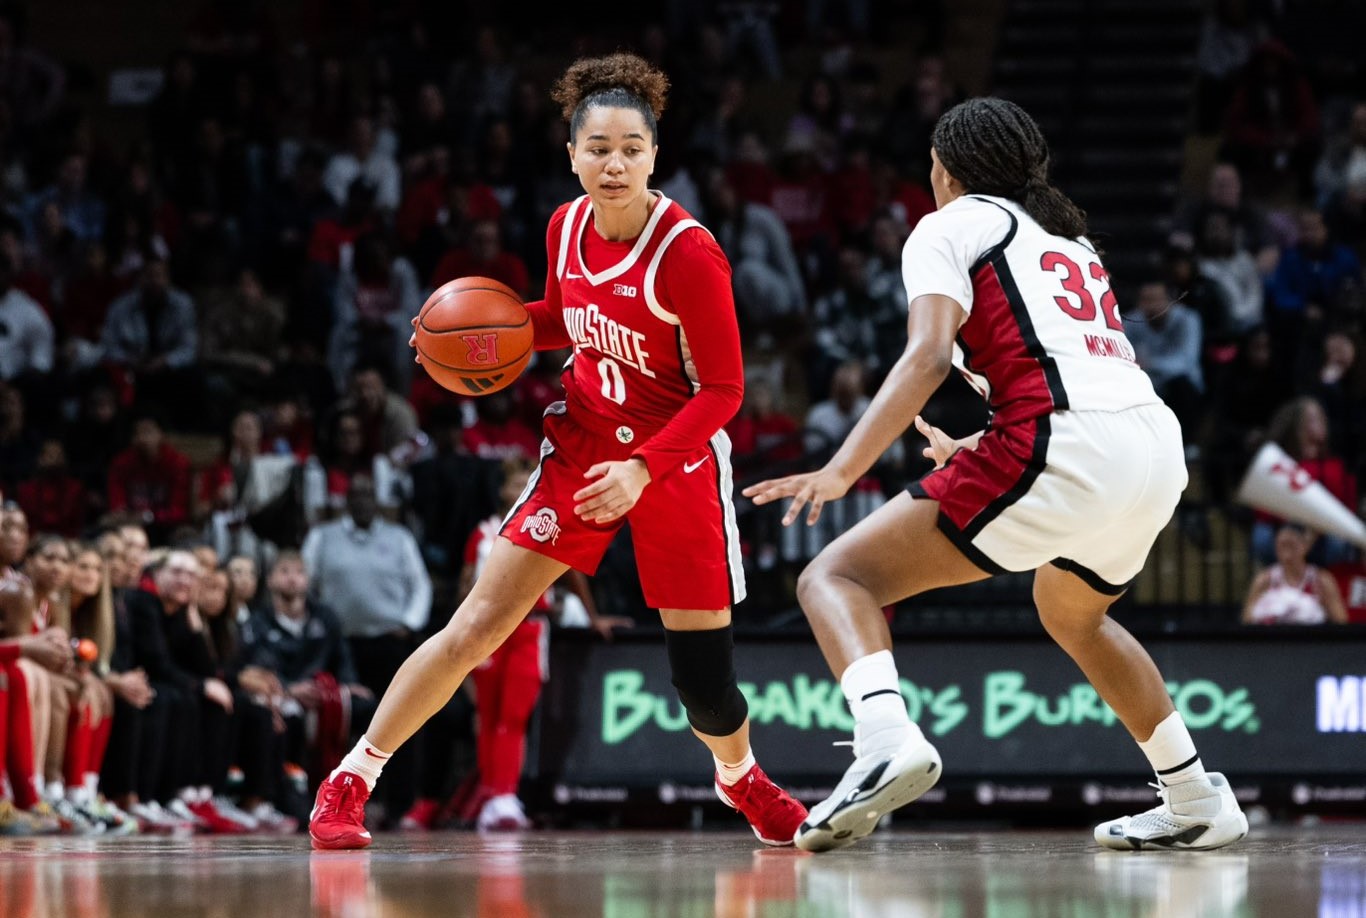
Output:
534,193,742,470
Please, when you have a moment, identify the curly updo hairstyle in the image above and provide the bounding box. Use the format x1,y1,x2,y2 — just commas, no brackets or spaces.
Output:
551,52,670,144
931,96,1089,240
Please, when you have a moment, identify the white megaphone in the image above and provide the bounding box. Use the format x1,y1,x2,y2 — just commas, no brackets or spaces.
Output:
1235,442,1366,548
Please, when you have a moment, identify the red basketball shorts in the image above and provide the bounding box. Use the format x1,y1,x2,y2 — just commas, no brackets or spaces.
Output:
501,409,745,610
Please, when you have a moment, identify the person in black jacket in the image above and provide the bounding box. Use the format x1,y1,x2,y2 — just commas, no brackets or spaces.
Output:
107,549,242,832
237,551,374,788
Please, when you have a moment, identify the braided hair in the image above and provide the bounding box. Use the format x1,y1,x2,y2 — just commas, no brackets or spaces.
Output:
550,52,670,144
931,97,1088,240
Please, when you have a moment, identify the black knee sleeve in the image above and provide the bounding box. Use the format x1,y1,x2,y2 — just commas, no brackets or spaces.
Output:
664,626,748,737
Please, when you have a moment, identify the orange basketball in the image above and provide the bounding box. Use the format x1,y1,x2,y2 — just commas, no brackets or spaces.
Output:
414,277,534,396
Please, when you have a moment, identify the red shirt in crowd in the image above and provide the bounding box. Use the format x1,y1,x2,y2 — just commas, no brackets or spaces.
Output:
462,417,540,462
429,248,530,298
107,443,191,528
16,475,87,537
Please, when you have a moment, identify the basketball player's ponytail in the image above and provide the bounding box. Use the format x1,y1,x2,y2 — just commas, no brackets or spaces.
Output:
932,97,1089,241
551,52,670,142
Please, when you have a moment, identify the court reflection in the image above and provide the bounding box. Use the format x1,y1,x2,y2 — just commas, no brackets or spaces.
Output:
0,828,1357,918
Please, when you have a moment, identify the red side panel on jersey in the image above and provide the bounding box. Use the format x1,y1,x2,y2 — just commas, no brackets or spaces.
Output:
959,261,1067,427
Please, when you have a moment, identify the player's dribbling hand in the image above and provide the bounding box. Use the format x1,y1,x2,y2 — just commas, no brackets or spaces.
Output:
742,466,852,527
409,316,422,364
574,458,651,524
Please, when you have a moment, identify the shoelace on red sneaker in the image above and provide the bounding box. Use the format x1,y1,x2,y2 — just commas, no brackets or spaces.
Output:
316,781,365,821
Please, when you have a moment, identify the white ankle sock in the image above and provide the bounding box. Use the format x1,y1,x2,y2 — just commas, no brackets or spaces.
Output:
715,748,756,786
333,736,392,791
1140,711,1206,785
841,650,919,757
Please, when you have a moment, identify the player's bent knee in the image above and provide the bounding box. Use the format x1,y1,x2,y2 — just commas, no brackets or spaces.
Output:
664,626,748,737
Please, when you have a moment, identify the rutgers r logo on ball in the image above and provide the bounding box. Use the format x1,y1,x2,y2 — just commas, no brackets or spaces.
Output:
520,508,562,545
462,334,499,365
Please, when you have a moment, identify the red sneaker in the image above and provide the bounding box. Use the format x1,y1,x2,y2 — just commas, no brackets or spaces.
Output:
309,772,373,850
187,798,253,834
399,797,441,831
715,764,808,846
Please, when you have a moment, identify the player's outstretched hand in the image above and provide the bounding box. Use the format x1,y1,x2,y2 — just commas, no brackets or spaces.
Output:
574,458,652,524
743,466,852,527
409,315,422,364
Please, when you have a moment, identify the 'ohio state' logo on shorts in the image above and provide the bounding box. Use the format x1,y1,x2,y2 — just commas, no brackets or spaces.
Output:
520,508,562,544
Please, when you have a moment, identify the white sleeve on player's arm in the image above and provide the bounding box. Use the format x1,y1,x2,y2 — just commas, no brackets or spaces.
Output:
900,196,1014,317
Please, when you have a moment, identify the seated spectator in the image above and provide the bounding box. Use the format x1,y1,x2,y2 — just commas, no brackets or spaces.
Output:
1193,0,1267,134
16,438,88,538
726,377,802,476
1313,101,1366,208
198,409,266,520
1253,396,1359,566
1195,210,1265,336
237,551,374,792
108,550,241,833
1123,279,1205,443
62,382,127,519
199,267,287,409
195,563,296,833
0,250,54,389
318,408,406,518
428,217,530,299
462,390,539,463
1243,523,1348,624
328,231,422,395
60,241,127,369
106,412,191,544
1265,209,1362,369
1311,330,1366,470
331,363,420,463
808,240,905,397
24,153,105,244
324,116,401,215
1220,38,1322,198
0,385,39,497
701,165,806,341
61,542,134,833
261,388,317,460
99,257,202,429
792,361,903,563
1171,162,1275,268
769,128,838,286
1324,172,1366,256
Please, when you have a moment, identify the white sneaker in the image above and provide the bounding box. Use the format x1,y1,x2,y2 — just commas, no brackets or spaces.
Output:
250,802,299,835
1095,773,1249,851
212,796,261,832
166,798,209,832
795,729,942,853
476,794,531,832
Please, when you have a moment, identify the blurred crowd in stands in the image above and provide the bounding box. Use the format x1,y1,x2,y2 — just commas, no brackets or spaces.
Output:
0,0,1365,838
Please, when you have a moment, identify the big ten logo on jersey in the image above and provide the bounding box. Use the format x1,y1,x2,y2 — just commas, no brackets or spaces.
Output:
563,302,656,378
1039,251,1136,364
613,283,638,298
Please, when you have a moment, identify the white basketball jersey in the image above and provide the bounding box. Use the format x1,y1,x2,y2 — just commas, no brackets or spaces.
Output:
901,194,1160,427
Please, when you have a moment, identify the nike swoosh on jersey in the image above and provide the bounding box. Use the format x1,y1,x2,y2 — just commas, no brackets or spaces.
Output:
683,457,710,474
566,272,583,279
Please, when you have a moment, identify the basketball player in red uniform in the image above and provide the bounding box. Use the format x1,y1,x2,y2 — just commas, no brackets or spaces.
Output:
746,98,1248,853
310,52,806,849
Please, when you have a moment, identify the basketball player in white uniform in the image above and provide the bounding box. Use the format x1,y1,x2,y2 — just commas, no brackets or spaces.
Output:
746,97,1248,852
